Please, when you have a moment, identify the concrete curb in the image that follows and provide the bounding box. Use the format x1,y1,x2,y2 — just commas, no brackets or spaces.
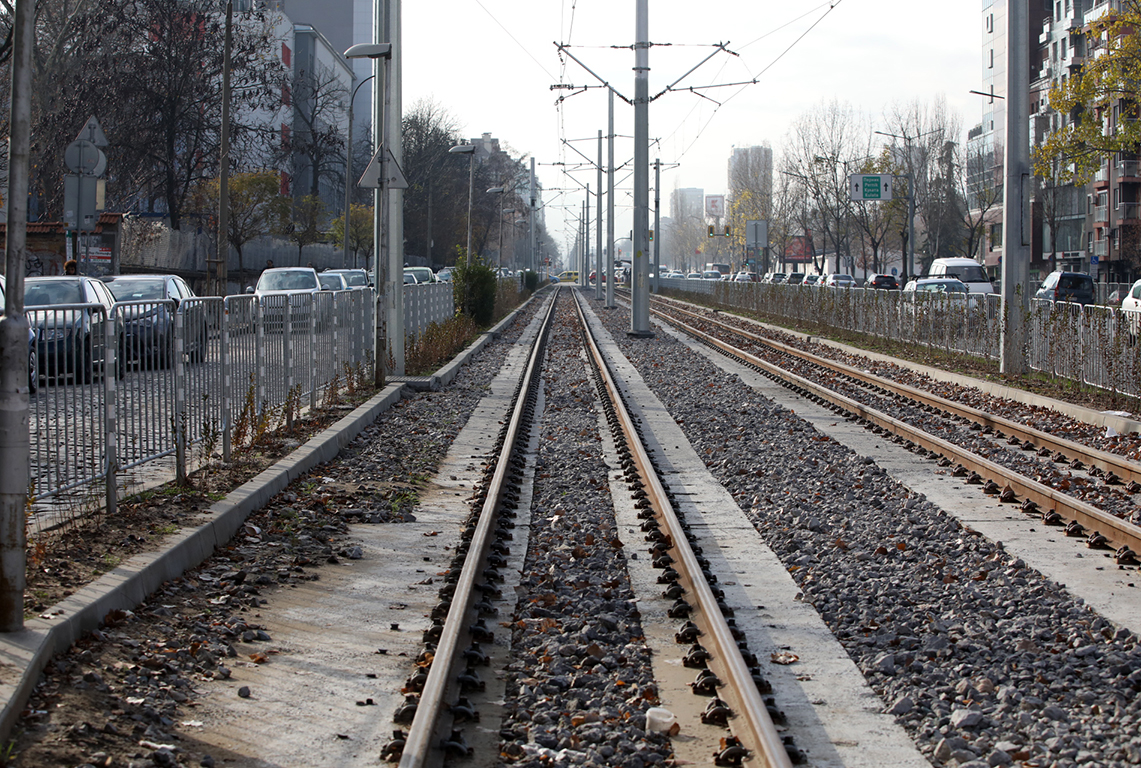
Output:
0,382,405,744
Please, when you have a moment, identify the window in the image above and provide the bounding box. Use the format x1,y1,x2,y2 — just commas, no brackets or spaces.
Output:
1056,1,1061,21
986,14,993,33
989,48,994,69
1114,187,1120,208
990,223,1004,248
282,43,291,67
1062,39,1067,59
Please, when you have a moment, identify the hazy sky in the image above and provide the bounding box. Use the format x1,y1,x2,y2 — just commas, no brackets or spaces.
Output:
401,0,983,260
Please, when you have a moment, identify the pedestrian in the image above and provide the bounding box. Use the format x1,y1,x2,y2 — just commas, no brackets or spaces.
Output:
64,259,77,275
266,259,274,270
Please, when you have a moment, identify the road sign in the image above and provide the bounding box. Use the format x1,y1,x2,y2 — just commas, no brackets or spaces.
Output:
705,194,725,218
64,139,106,176
358,147,409,190
1091,255,1099,265
745,219,768,249
76,115,109,147
850,174,893,201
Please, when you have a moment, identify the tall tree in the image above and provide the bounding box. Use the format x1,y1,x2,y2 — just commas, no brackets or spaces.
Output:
330,202,374,269
197,170,288,277
1035,0,1141,183
287,61,348,198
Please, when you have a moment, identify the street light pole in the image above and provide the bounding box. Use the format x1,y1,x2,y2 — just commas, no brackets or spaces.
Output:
450,143,477,312
344,74,375,269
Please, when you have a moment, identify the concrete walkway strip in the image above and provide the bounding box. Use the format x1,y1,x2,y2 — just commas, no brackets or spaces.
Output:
0,290,547,745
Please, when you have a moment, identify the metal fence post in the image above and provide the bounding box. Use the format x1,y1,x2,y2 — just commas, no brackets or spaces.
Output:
222,298,232,463
284,299,293,431
104,309,118,516
256,299,265,420
174,307,186,485
310,294,317,412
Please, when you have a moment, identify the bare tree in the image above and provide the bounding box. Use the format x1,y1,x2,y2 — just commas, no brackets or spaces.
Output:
287,61,348,198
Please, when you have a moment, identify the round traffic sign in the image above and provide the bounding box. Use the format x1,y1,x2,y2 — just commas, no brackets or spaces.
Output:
64,140,106,176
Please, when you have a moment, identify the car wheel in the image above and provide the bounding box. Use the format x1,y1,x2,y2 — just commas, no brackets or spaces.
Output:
28,348,37,395
188,323,207,364
117,336,126,380
80,337,94,384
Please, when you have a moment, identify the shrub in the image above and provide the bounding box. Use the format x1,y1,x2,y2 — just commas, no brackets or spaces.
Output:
452,253,498,325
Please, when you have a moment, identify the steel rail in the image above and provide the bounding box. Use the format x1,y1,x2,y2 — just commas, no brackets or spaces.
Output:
656,307,1141,556
572,291,793,768
397,292,559,767
653,298,1141,487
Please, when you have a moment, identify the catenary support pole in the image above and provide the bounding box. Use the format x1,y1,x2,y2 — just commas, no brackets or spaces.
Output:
0,0,34,631
606,88,615,308
596,130,603,300
629,0,652,336
386,0,404,375
217,0,232,295
1001,0,1030,374
653,158,660,292
529,157,537,276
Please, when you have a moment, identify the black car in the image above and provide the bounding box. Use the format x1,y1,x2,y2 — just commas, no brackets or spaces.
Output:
25,276,124,383
103,274,208,367
0,274,38,394
1034,271,1096,305
869,273,900,290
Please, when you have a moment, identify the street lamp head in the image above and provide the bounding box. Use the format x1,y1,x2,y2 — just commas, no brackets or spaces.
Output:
487,186,505,193
450,144,476,155
344,43,392,60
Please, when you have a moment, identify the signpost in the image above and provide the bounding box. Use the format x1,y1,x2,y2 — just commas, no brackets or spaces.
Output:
63,116,108,274
850,174,893,201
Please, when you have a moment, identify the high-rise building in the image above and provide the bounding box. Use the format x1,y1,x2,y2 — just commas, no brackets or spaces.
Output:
727,145,773,203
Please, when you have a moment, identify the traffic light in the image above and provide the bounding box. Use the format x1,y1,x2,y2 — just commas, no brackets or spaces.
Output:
725,226,731,237
649,229,654,241
707,225,714,238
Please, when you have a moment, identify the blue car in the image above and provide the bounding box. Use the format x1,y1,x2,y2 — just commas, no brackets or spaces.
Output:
0,275,38,394
103,274,208,367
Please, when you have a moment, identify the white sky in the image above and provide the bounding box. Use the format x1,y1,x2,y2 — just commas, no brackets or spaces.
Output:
402,0,984,262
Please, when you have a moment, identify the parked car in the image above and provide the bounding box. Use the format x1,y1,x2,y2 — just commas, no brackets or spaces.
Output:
436,268,454,283
784,272,805,286
253,267,321,328
403,272,419,285
0,275,38,393
1120,278,1141,335
322,268,370,288
1034,271,1096,305
25,275,124,383
102,273,209,367
686,272,702,280
732,272,753,283
318,272,349,291
869,273,900,290
902,277,970,305
803,274,821,287
404,266,437,284
823,274,855,288
926,257,995,296
764,272,787,284
702,270,723,280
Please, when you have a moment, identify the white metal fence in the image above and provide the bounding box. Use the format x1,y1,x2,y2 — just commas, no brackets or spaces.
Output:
659,279,1141,400
28,282,457,527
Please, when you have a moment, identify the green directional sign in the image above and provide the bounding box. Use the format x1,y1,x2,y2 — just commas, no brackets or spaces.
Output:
850,173,893,201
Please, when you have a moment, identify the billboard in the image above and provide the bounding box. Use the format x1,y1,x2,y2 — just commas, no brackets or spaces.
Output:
784,232,814,263
705,194,725,218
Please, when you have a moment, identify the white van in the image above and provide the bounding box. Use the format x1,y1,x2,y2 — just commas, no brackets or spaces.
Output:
926,258,995,296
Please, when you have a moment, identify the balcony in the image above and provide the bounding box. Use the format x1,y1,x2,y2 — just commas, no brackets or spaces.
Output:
1094,204,1109,224
1121,202,1141,220
1119,159,1141,181
1093,239,1109,258
1094,165,1110,188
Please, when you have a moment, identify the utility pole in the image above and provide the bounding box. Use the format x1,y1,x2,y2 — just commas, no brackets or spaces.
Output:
596,130,603,301
629,0,652,336
530,157,537,276
1001,0,1030,375
385,0,404,375
606,88,616,308
0,0,34,631
653,158,660,292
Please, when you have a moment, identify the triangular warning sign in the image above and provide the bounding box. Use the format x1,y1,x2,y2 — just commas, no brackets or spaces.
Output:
77,116,109,147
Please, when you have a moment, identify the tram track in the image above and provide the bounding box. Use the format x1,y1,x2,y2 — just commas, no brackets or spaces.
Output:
386,288,796,767
643,293,1141,565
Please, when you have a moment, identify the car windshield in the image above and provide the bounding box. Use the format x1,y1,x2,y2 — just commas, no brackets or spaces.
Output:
1059,274,1091,290
319,275,344,290
944,264,987,282
258,271,317,291
330,271,368,287
25,280,84,306
105,279,165,301
406,269,432,281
